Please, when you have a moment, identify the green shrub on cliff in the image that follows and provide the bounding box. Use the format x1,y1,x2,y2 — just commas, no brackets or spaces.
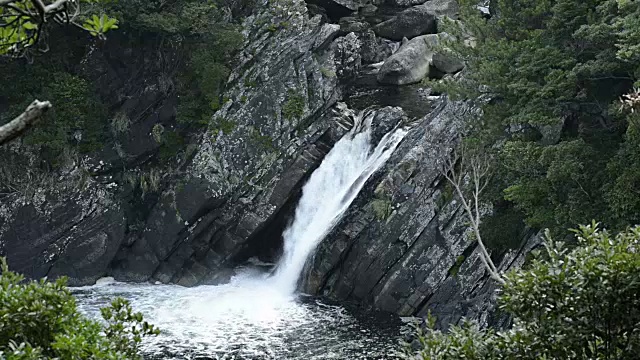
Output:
0,258,159,359
435,0,640,237
403,223,640,359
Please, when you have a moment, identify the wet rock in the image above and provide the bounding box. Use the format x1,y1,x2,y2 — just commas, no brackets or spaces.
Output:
370,107,407,143
359,4,378,17
302,99,542,327
0,173,125,286
377,34,440,85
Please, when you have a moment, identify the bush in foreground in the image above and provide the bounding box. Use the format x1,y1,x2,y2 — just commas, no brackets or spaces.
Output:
0,259,159,359
404,223,640,359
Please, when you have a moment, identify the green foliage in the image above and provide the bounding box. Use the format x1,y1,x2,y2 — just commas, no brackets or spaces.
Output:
0,0,118,56
212,116,236,135
82,14,119,38
605,114,640,227
110,111,131,135
249,126,274,150
404,223,640,359
0,64,107,165
319,67,336,78
158,130,185,162
282,90,305,121
175,29,243,126
479,206,526,252
448,255,466,277
372,198,393,221
0,258,159,359
437,0,640,235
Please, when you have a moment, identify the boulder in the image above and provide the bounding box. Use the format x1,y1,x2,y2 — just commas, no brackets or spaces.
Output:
373,0,459,41
373,6,437,41
331,0,367,11
339,17,369,33
420,0,460,20
432,52,464,74
377,34,440,85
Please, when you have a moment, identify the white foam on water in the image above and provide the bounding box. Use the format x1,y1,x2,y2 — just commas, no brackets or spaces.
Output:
75,109,407,358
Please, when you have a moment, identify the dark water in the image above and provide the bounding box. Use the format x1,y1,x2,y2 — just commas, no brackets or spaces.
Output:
345,71,438,120
73,272,404,360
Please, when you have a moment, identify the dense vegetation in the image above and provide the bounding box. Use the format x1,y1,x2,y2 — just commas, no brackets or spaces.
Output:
403,223,640,359
406,1,640,358
435,0,640,239
0,0,244,168
0,258,159,359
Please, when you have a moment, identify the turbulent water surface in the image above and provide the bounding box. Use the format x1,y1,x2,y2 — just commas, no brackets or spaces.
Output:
74,272,403,359
75,110,408,359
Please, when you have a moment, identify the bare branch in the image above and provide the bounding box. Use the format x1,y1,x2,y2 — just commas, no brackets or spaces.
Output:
441,143,505,284
43,0,67,13
0,100,51,145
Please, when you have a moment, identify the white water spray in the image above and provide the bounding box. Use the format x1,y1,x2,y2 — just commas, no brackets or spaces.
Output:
75,108,408,358
271,110,407,294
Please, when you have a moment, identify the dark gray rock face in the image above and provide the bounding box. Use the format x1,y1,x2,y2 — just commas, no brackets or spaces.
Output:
1,0,534,330
301,99,541,325
0,166,125,286
109,3,360,284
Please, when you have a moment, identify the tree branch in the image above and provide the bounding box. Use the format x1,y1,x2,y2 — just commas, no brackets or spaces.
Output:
441,145,505,284
0,100,51,145
43,0,67,13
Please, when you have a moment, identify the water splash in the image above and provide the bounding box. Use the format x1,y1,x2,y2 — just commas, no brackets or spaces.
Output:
271,111,407,294
74,108,407,358
74,269,402,359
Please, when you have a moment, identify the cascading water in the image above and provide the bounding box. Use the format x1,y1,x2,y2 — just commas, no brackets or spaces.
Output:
271,111,407,294
74,109,408,359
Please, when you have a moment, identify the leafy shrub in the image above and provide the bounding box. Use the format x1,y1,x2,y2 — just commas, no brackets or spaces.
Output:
435,0,640,237
0,66,107,166
0,258,159,359
403,223,640,359
282,90,305,121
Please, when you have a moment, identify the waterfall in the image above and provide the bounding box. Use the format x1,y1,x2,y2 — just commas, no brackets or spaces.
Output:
271,110,408,294
75,109,408,358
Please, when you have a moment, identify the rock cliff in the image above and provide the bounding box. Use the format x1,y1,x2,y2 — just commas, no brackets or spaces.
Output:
0,0,536,327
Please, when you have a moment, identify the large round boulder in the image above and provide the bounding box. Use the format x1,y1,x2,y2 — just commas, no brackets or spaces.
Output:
377,34,440,85
377,33,464,85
